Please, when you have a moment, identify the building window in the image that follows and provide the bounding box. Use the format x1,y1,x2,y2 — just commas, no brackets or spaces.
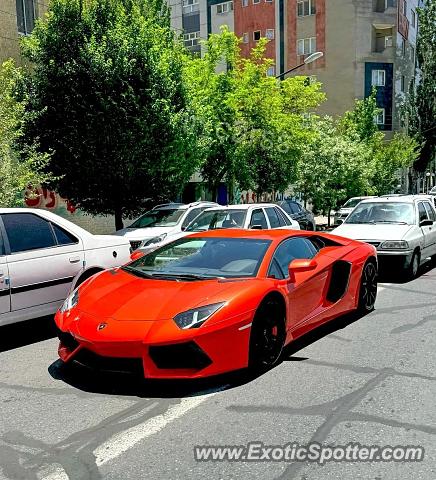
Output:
182,0,199,13
402,0,407,16
184,31,200,48
371,69,386,86
297,0,316,17
16,0,36,35
401,37,406,56
217,2,233,14
242,32,249,43
384,35,393,47
411,9,416,27
400,75,405,92
253,30,261,41
266,29,275,39
374,108,385,125
297,37,316,55
410,44,415,65
253,0,260,4
242,0,249,6
267,66,276,76
265,0,273,2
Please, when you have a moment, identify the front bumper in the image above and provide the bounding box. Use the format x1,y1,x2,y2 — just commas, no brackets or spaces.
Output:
55,309,253,379
377,249,413,271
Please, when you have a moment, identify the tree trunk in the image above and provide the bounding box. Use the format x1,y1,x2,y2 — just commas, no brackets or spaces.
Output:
327,208,331,228
114,206,124,231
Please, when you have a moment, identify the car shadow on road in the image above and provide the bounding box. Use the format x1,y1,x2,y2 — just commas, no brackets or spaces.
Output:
378,257,436,284
48,310,368,399
0,316,56,353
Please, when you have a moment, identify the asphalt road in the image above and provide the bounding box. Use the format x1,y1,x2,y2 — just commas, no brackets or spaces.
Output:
0,264,435,480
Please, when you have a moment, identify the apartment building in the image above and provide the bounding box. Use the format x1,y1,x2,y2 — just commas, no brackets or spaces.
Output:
0,0,49,64
171,0,420,135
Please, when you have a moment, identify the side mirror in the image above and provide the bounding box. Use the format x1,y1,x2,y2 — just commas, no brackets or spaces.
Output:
288,258,318,282
250,224,263,230
337,219,344,225
420,219,434,227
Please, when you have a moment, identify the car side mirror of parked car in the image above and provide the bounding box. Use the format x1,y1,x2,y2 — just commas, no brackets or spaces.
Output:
419,219,434,227
249,224,263,230
288,258,318,282
337,219,344,225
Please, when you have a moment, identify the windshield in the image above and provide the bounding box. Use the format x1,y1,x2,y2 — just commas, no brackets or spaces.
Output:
124,237,271,279
343,198,364,208
186,210,247,232
130,208,187,228
345,202,415,225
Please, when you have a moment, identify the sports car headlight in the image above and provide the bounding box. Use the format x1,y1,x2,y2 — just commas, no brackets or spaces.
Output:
59,289,79,313
380,240,409,250
141,234,167,248
173,302,225,330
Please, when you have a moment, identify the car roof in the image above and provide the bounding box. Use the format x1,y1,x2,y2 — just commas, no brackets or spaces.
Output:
152,202,217,211
359,195,421,204
203,203,281,211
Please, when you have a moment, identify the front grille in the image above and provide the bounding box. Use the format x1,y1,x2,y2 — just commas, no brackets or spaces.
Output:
149,342,212,370
56,327,79,351
130,240,142,251
73,348,144,375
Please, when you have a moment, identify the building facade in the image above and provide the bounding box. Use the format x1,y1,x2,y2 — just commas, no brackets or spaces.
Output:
172,0,420,135
0,0,49,64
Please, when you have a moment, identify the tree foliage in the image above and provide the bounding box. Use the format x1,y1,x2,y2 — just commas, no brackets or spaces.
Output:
0,60,52,207
21,0,198,229
406,0,436,172
184,27,325,200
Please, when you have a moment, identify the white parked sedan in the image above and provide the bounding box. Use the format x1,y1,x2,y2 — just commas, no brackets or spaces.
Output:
0,208,131,326
136,203,300,255
332,196,436,279
115,201,218,251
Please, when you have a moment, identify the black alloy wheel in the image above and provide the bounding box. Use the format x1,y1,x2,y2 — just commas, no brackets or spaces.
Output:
358,261,378,312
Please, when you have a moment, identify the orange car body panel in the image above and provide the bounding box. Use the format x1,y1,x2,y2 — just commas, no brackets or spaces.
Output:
55,229,376,378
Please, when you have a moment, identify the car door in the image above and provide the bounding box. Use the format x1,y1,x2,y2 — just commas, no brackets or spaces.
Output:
265,207,282,229
268,237,330,329
0,223,11,315
417,202,433,258
248,209,269,229
1,212,85,312
423,201,436,256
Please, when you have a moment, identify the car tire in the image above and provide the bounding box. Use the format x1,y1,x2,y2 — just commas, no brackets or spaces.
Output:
357,260,378,313
249,299,286,371
405,250,420,280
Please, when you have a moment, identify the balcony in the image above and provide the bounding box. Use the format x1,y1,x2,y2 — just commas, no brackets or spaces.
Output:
372,26,395,56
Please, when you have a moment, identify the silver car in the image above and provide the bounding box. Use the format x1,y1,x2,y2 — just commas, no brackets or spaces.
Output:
332,195,436,279
334,196,376,225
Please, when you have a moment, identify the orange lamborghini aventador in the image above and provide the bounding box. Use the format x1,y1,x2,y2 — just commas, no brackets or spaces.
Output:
54,229,377,378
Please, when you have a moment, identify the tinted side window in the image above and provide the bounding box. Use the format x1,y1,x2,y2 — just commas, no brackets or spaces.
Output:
269,237,318,278
423,202,436,222
265,208,281,228
52,223,79,245
2,213,56,253
418,203,428,222
0,228,4,256
182,208,204,229
249,209,268,229
276,208,291,226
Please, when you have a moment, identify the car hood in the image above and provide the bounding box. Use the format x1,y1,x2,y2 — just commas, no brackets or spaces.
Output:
114,226,175,240
75,269,258,321
332,223,414,240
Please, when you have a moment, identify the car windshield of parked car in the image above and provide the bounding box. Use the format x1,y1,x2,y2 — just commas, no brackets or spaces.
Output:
129,208,187,228
345,202,415,225
124,237,271,279
185,210,247,232
343,198,363,208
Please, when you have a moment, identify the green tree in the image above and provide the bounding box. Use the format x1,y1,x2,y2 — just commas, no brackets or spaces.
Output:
406,0,436,172
184,28,325,201
296,117,372,224
21,0,198,229
0,60,52,207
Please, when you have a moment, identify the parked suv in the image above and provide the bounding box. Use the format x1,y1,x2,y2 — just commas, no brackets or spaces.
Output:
0,208,131,326
276,200,316,230
115,202,218,251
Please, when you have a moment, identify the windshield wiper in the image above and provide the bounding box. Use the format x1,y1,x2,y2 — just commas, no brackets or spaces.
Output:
372,220,408,225
151,273,222,281
122,266,155,279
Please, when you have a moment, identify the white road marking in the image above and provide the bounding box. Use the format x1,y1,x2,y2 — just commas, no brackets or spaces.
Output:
94,393,217,467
